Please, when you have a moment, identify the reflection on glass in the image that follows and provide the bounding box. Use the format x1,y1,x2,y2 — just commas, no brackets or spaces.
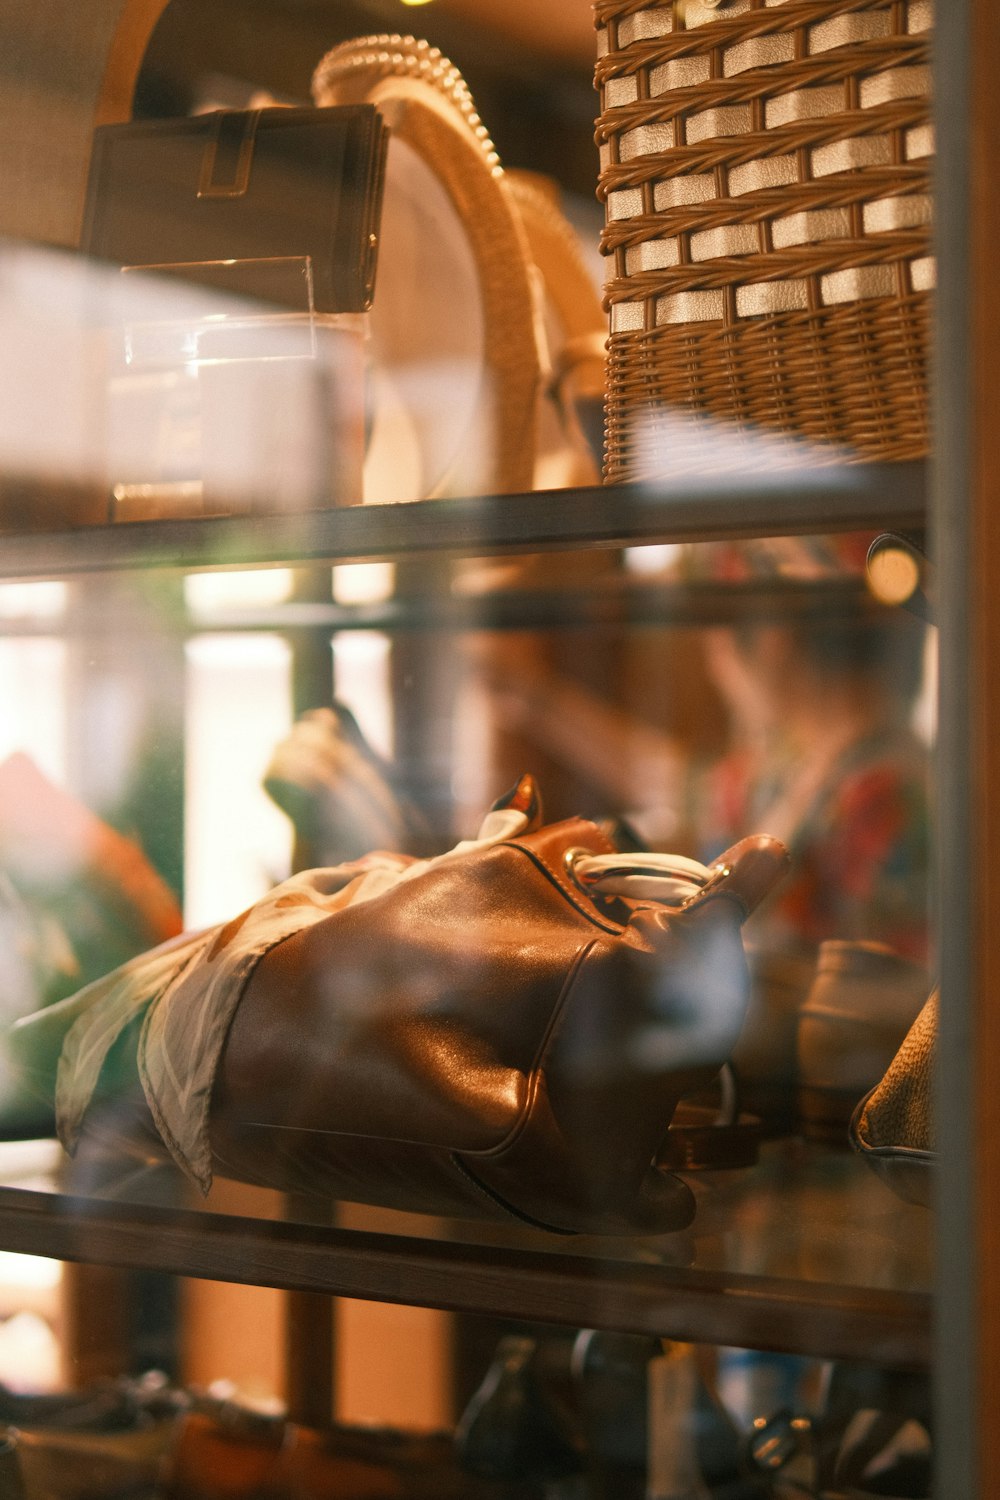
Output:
634,408,854,488
183,569,294,617
331,562,396,606
0,640,67,783
332,631,392,761
0,244,367,525
0,585,68,622
184,633,292,927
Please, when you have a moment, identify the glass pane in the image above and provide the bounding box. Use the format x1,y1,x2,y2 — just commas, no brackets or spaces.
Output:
0,1,943,1494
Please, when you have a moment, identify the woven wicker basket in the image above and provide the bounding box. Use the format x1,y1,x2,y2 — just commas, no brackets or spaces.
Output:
594,0,933,481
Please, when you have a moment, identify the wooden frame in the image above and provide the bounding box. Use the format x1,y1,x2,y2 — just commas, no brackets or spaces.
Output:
0,0,169,247
936,0,1000,1493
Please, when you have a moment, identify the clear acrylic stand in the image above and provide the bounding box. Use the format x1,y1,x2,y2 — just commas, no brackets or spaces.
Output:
107,255,366,520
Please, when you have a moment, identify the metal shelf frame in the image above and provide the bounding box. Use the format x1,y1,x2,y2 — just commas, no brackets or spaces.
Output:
0,465,926,579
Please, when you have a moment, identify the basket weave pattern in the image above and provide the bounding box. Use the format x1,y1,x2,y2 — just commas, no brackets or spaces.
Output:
595,0,933,480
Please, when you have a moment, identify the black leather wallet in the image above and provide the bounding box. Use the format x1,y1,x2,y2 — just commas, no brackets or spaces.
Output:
81,104,388,313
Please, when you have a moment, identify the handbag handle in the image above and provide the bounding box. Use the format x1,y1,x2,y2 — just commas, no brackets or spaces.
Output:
566,834,789,917
564,848,715,906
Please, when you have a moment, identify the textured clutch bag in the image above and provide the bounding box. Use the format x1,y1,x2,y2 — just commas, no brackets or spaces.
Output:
849,986,936,1206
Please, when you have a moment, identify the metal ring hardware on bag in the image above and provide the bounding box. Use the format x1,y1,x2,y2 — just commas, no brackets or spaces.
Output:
563,847,730,909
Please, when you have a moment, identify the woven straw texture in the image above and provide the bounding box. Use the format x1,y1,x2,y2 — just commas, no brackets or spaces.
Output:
855,988,935,1155
595,0,933,481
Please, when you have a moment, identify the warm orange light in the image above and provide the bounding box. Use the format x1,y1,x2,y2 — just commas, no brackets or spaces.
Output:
867,546,921,606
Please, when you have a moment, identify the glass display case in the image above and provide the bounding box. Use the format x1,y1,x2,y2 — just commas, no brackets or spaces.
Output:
0,0,989,1495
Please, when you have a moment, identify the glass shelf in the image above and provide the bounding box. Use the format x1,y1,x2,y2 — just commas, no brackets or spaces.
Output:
0,1139,931,1368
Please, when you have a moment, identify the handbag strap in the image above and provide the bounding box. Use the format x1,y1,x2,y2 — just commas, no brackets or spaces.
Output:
313,34,500,173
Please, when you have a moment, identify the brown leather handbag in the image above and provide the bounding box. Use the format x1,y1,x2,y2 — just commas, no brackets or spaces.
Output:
208,826,782,1234
16,786,787,1236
